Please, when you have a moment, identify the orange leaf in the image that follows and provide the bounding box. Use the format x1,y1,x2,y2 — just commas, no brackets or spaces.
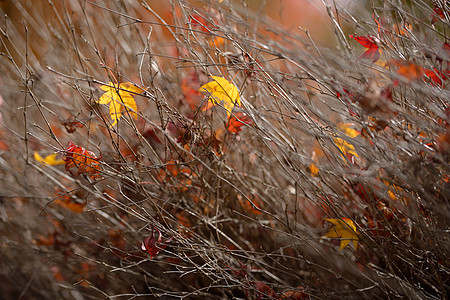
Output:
388,60,424,81
309,162,319,177
280,287,309,300
34,233,55,246
226,112,252,134
237,194,262,215
54,193,87,213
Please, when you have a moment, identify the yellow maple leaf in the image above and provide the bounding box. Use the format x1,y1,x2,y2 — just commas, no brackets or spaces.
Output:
34,152,65,166
334,123,360,158
199,76,241,117
98,82,143,127
323,218,359,250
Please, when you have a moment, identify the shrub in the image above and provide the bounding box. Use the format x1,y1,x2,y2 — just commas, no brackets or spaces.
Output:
0,0,448,299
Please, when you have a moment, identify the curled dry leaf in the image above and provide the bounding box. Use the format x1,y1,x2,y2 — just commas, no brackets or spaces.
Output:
63,141,101,180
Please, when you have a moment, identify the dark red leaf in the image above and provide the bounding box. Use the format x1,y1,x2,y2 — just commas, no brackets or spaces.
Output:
141,227,172,258
253,281,278,300
61,119,83,133
142,127,162,144
443,42,450,57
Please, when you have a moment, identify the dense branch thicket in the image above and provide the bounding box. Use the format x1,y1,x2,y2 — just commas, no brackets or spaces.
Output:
0,0,448,299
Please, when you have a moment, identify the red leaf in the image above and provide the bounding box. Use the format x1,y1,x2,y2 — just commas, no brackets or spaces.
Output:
350,35,380,63
226,112,252,134
431,7,445,24
50,266,64,282
142,127,162,144
423,68,448,87
350,35,376,48
443,42,450,57
189,14,218,33
359,47,380,63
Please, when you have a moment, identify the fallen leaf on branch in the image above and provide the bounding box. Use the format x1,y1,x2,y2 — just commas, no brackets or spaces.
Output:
323,218,359,250
98,82,143,127
199,76,241,117
63,141,101,180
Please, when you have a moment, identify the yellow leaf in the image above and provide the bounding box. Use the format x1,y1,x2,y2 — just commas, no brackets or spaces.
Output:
334,138,358,157
338,123,360,138
309,162,319,177
199,76,241,117
98,82,142,126
34,152,65,166
334,123,360,158
323,218,359,250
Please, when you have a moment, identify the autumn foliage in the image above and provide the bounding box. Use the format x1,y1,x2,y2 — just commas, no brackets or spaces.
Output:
0,0,448,299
